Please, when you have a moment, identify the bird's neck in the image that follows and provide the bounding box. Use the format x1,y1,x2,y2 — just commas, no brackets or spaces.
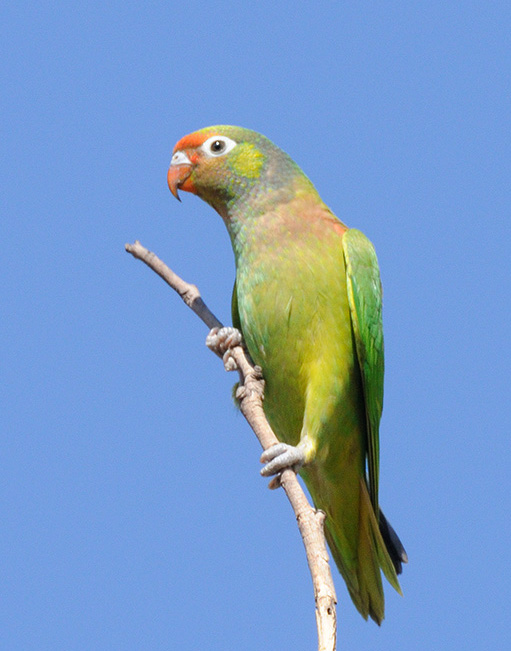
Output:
222,173,325,260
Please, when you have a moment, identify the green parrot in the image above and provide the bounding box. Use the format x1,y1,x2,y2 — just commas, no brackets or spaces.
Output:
167,126,407,624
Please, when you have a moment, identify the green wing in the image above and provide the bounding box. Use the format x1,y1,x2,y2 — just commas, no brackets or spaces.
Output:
231,279,241,331
343,228,384,512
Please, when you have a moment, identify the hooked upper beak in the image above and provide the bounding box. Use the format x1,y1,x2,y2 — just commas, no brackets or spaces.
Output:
167,150,194,201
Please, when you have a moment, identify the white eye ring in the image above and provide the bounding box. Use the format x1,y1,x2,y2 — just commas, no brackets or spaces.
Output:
201,135,237,158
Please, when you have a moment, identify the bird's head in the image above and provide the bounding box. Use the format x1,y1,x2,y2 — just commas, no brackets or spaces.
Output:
167,126,309,218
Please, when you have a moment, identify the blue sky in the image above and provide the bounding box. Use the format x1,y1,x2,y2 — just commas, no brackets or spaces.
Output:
2,1,510,648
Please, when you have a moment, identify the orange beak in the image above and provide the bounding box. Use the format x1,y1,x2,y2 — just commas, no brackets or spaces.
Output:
167,163,193,201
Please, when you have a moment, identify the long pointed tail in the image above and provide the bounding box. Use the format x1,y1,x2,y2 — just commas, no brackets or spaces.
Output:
324,480,407,624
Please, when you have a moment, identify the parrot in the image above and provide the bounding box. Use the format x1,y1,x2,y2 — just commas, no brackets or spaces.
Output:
167,125,407,624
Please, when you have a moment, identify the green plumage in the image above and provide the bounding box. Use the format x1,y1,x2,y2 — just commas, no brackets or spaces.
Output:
171,125,406,623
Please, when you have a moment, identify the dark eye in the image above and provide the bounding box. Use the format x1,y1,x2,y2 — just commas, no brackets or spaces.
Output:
202,135,237,157
210,139,225,154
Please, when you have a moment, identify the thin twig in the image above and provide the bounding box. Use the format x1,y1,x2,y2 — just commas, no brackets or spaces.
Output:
126,240,338,650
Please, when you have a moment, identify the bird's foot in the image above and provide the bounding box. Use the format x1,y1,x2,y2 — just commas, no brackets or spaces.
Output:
260,443,306,489
206,326,243,371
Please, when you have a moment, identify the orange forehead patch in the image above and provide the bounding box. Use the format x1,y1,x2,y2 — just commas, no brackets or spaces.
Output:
173,130,216,153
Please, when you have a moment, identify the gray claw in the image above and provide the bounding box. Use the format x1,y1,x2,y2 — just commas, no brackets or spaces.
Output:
260,443,306,477
267,475,282,490
206,326,243,371
206,326,242,353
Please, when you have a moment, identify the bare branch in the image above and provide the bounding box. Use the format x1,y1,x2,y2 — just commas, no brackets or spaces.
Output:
126,240,338,650
126,240,222,330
